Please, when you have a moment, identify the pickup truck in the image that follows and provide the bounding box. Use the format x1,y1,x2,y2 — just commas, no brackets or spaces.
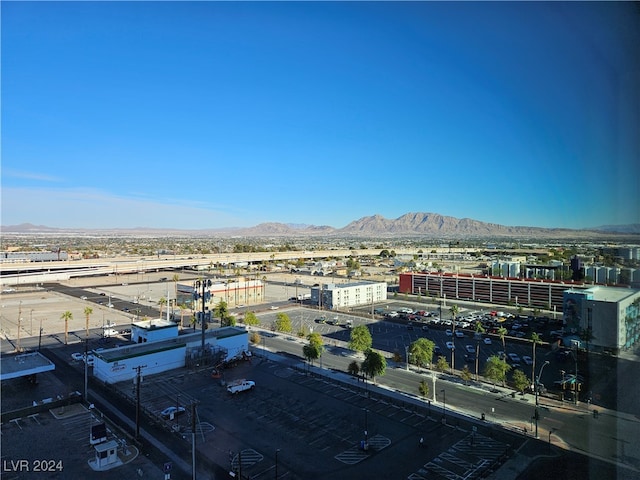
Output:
227,380,255,394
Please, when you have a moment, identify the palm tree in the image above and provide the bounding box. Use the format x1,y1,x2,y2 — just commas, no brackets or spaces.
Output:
530,332,541,386
84,306,93,339
172,274,180,308
449,305,459,373
497,326,508,351
178,303,187,329
159,297,167,318
61,311,73,345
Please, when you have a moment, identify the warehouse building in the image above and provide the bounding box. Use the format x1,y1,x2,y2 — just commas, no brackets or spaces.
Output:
92,321,249,384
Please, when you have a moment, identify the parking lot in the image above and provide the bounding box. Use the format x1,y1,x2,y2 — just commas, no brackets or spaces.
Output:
107,351,519,479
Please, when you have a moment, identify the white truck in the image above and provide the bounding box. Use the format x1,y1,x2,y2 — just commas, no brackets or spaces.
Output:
226,380,255,394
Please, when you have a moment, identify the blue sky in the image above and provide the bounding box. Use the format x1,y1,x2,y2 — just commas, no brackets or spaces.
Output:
2,2,639,230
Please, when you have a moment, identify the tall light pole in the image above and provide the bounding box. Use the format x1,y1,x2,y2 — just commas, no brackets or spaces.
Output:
194,279,212,354
534,360,549,438
441,389,446,423
405,345,409,371
363,408,368,447
572,340,579,404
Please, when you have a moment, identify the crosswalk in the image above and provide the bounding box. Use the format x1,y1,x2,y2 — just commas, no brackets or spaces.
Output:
231,448,264,472
408,433,510,479
334,434,391,465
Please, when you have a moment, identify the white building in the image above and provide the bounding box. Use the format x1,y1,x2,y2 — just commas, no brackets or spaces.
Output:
92,324,249,384
563,286,640,353
310,281,387,310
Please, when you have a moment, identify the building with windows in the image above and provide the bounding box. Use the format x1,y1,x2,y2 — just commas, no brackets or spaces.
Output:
92,324,249,384
310,281,387,310
399,272,583,311
563,287,640,353
176,278,264,310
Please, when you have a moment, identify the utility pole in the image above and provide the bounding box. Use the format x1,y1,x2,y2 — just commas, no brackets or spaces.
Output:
84,338,89,401
133,365,147,439
191,402,197,480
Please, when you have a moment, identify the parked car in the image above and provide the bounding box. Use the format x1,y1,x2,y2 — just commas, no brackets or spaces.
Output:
522,355,533,365
508,353,521,363
71,352,84,361
446,341,455,350
455,330,465,338
483,337,492,345
465,345,475,354
227,380,255,394
445,329,453,336
160,406,186,419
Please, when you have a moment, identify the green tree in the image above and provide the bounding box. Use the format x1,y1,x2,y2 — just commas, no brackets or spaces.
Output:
484,355,511,389
273,312,292,333
347,360,360,377
214,300,230,325
349,325,373,353
419,379,430,398
243,311,260,327
512,369,529,394
474,321,486,336
302,332,324,365
450,304,460,321
460,365,472,385
497,326,508,350
61,310,73,345
408,338,435,368
83,306,93,339
361,349,386,382
435,356,450,372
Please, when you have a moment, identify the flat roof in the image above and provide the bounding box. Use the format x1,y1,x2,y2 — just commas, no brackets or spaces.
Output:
132,318,177,330
586,286,639,303
566,286,639,303
95,326,247,363
0,351,56,381
316,281,386,290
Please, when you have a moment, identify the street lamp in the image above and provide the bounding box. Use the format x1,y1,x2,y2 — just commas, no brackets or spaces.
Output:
534,360,550,438
363,408,369,447
572,339,579,405
441,389,446,423
405,345,410,371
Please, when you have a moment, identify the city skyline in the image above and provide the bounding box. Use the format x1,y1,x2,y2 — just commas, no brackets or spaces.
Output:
2,2,639,230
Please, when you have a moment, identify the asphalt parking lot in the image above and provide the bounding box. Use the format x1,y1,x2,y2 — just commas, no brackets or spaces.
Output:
106,353,520,479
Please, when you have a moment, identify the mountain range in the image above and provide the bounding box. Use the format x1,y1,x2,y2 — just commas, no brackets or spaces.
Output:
2,213,639,238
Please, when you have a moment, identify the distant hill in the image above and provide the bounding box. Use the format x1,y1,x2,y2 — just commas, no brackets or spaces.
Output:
2,214,639,239
589,224,640,234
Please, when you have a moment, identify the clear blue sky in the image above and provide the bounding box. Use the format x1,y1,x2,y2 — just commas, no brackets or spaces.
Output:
2,2,639,230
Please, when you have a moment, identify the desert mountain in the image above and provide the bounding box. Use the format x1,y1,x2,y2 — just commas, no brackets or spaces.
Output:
2,215,637,239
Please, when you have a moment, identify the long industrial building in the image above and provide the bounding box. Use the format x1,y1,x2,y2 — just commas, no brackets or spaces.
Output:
399,272,640,353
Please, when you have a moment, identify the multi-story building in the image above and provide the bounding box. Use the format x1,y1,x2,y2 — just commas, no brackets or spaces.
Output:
399,271,640,353
399,272,580,311
310,281,387,310
563,286,640,353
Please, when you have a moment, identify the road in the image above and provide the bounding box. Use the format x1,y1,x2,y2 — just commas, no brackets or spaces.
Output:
259,323,640,473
